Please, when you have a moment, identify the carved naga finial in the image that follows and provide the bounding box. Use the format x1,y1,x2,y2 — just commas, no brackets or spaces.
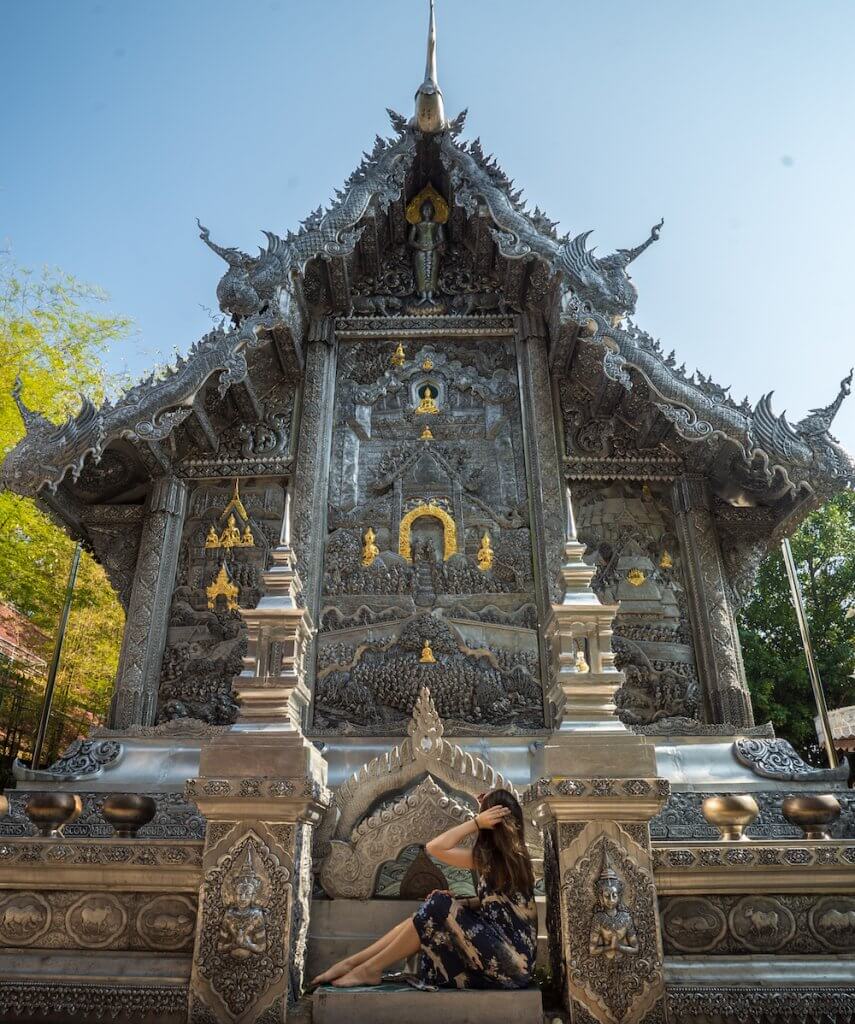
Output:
196,218,252,269
612,218,664,268
413,0,447,133
795,367,854,439
11,377,51,433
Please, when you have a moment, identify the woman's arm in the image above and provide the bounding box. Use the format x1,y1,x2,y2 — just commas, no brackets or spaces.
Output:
425,806,510,869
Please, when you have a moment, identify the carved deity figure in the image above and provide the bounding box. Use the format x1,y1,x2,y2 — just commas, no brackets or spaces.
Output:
420,639,437,664
217,847,268,960
589,853,639,960
362,527,380,567
240,524,255,547
408,199,445,305
476,532,494,571
391,343,406,368
205,525,220,549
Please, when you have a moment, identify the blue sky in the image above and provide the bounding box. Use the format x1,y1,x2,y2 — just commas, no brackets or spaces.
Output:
3,0,854,450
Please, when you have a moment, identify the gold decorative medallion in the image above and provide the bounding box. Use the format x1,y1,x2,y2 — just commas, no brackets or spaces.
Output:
421,357,434,371
627,568,646,587
405,182,449,225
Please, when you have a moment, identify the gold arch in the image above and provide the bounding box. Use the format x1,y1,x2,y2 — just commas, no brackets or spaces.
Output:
398,503,457,562
405,182,450,225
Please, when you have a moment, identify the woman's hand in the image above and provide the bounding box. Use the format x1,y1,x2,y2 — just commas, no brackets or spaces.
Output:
475,806,511,829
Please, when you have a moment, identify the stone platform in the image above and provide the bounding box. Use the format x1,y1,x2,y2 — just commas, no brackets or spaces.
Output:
313,983,543,1024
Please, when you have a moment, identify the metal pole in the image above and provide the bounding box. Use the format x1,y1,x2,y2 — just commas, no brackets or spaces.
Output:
780,537,838,768
31,542,81,769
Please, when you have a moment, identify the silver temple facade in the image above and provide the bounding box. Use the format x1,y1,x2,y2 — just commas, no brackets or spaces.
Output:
1,4,854,1022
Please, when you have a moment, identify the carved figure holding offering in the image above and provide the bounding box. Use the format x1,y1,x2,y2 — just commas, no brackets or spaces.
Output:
589,850,639,960
408,198,445,305
217,846,269,960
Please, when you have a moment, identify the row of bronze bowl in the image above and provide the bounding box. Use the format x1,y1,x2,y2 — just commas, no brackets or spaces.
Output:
702,793,841,841
1,792,157,839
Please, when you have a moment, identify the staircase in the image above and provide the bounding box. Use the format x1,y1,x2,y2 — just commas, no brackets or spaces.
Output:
313,983,544,1024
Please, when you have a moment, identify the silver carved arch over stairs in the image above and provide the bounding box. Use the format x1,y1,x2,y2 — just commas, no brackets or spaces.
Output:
316,686,515,898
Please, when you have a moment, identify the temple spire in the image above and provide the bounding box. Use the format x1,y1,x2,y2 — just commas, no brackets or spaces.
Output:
413,0,446,133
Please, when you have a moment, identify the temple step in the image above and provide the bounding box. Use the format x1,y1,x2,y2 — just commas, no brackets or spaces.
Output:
313,983,543,1024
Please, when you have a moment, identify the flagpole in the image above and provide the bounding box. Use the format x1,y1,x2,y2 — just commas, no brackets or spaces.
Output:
780,537,838,768
31,542,81,769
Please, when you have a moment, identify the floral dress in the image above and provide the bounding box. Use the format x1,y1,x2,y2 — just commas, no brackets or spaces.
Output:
412,878,537,990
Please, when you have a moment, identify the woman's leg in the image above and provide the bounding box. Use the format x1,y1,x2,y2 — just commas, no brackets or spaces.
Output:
332,919,421,988
311,919,412,986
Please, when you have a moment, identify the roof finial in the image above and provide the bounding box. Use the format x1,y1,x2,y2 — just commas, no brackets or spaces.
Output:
414,0,446,133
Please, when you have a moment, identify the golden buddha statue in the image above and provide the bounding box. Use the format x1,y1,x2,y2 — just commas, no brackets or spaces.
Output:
420,639,437,664
659,550,673,570
420,425,434,440
391,343,405,368
416,385,439,415
476,532,494,571
240,524,255,547
361,527,379,567
220,514,242,549
205,525,220,549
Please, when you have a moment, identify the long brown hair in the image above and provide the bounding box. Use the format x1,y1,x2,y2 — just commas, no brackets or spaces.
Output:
472,789,535,897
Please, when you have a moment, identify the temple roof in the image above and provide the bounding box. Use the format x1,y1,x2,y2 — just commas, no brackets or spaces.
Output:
3,1,852,543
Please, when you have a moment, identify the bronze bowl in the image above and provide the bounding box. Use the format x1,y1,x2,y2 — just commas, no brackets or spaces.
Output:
24,792,83,837
782,794,841,840
102,794,157,838
701,794,759,841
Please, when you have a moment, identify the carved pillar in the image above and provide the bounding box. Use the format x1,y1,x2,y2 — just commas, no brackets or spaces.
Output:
236,491,313,729
108,476,187,729
671,475,754,727
187,731,329,1023
290,318,337,617
528,775,669,1024
516,313,567,726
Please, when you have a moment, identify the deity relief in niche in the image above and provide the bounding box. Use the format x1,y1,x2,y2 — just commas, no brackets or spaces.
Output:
589,851,639,960
217,845,269,960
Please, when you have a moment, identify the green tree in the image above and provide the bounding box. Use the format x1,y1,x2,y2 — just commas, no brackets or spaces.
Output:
0,260,131,764
739,490,855,759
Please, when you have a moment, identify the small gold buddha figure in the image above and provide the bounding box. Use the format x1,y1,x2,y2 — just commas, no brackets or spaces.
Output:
589,854,639,960
659,550,673,570
361,527,379,567
217,847,268,960
420,639,437,664
476,532,494,571
220,514,242,549
574,645,589,673
240,524,255,547
391,343,405,368
205,525,220,549
420,425,434,440
416,385,439,415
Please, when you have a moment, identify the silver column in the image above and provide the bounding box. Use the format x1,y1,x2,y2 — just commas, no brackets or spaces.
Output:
108,476,188,728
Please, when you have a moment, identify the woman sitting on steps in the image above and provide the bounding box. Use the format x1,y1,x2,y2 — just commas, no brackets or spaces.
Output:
311,788,538,990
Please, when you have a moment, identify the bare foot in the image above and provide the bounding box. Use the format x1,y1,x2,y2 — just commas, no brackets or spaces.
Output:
311,959,354,987
331,964,383,988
